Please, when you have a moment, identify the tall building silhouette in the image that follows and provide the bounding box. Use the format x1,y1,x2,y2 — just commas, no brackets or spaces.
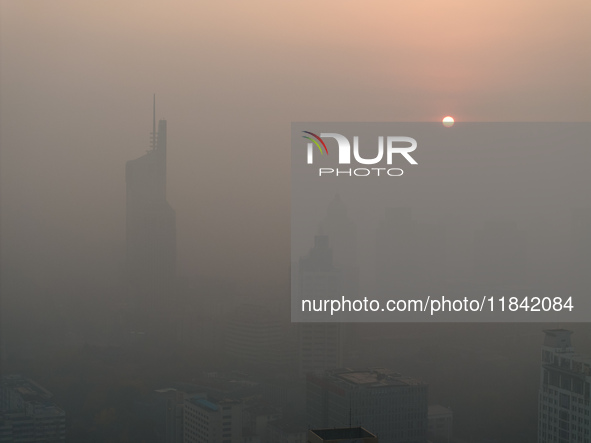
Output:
297,235,343,376
126,96,176,322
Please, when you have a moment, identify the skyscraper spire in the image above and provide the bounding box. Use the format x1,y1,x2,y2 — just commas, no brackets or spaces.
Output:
152,94,156,150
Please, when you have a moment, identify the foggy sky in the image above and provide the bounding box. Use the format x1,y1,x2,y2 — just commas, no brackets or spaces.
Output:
1,0,590,295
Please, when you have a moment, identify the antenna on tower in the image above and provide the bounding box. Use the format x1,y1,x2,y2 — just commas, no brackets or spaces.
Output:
151,94,156,150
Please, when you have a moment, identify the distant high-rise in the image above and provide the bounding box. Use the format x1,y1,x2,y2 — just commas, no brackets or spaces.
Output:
297,235,343,376
538,329,591,443
126,96,176,303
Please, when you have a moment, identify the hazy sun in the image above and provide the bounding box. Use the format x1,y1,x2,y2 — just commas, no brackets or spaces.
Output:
442,116,454,127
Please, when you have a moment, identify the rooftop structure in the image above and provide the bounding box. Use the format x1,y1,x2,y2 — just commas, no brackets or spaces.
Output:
329,367,423,388
308,427,378,442
307,368,428,443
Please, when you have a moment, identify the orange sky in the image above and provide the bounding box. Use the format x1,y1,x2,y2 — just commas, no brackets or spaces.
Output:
2,0,590,122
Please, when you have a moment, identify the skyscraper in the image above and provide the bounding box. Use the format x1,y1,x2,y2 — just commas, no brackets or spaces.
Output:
125,97,176,320
538,329,591,443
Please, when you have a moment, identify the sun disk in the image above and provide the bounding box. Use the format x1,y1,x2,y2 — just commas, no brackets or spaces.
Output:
442,116,455,128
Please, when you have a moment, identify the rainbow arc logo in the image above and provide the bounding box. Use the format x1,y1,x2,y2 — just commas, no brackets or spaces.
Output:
302,131,328,155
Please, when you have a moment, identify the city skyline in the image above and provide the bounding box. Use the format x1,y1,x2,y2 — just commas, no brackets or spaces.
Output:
1,0,590,442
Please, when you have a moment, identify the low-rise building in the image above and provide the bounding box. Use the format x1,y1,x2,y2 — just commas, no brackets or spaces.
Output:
427,405,452,443
183,394,242,443
0,375,66,443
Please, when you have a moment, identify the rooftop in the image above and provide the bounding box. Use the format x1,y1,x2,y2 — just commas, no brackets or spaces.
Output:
329,367,424,388
186,394,240,412
1,375,64,415
543,329,574,350
188,396,219,412
1,375,53,403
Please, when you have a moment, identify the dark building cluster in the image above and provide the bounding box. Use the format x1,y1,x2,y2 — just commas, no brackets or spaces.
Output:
0,375,66,443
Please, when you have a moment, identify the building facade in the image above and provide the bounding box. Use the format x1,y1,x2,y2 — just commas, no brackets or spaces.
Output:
153,388,186,443
0,375,66,443
538,329,591,443
427,405,452,443
183,395,242,443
